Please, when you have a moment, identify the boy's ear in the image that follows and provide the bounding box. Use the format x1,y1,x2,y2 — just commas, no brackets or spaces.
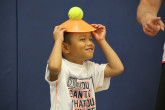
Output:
62,42,70,54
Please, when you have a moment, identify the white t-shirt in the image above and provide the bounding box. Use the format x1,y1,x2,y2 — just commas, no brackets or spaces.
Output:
45,58,111,110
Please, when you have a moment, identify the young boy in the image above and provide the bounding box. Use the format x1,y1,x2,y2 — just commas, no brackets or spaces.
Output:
45,23,124,110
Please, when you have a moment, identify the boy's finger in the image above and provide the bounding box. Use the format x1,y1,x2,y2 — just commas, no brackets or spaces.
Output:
58,27,66,31
54,26,59,30
96,24,105,29
97,24,104,26
91,24,97,27
91,24,96,26
60,28,67,33
54,26,61,31
98,25,105,29
94,25,99,28
59,27,66,30
59,26,66,28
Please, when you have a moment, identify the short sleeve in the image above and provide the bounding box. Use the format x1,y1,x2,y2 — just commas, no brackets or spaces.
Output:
45,59,68,87
90,62,111,92
45,64,57,87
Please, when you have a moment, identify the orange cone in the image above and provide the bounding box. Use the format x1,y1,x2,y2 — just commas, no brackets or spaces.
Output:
60,20,96,32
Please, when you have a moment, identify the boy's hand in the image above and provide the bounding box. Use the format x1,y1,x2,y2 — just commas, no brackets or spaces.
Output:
91,24,106,43
53,26,67,42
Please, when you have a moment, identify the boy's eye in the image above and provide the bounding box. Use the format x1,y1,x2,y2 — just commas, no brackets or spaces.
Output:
80,38,85,41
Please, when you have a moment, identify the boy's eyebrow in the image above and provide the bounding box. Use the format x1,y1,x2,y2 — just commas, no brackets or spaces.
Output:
79,34,91,37
79,34,87,37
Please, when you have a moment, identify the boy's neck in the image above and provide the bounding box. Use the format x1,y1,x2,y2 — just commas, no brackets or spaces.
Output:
65,56,84,65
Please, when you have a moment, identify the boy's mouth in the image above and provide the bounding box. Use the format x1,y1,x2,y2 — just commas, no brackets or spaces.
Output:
85,48,94,52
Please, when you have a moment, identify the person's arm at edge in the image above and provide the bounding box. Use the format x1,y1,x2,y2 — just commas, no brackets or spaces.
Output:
48,26,66,81
137,0,162,25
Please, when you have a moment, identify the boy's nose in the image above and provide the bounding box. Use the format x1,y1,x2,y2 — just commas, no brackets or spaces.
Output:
86,40,94,46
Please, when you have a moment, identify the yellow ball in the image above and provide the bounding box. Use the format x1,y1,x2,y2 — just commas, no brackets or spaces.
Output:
68,7,83,20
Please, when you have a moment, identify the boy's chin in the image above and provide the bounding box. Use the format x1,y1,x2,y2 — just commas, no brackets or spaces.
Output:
85,56,93,60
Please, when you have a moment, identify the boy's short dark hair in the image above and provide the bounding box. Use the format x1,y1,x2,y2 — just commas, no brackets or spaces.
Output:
62,32,72,58
64,32,72,44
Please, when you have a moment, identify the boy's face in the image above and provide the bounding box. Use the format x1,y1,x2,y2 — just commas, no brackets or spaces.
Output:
68,32,95,62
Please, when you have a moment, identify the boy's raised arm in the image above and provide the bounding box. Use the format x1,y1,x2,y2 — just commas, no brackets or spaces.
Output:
48,26,66,81
91,24,124,77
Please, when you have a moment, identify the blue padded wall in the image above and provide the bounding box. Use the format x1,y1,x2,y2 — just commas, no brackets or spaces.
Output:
17,0,51,109
0,0,17,110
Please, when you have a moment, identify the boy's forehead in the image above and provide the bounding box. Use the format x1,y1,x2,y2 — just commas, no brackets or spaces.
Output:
71,32,91,37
